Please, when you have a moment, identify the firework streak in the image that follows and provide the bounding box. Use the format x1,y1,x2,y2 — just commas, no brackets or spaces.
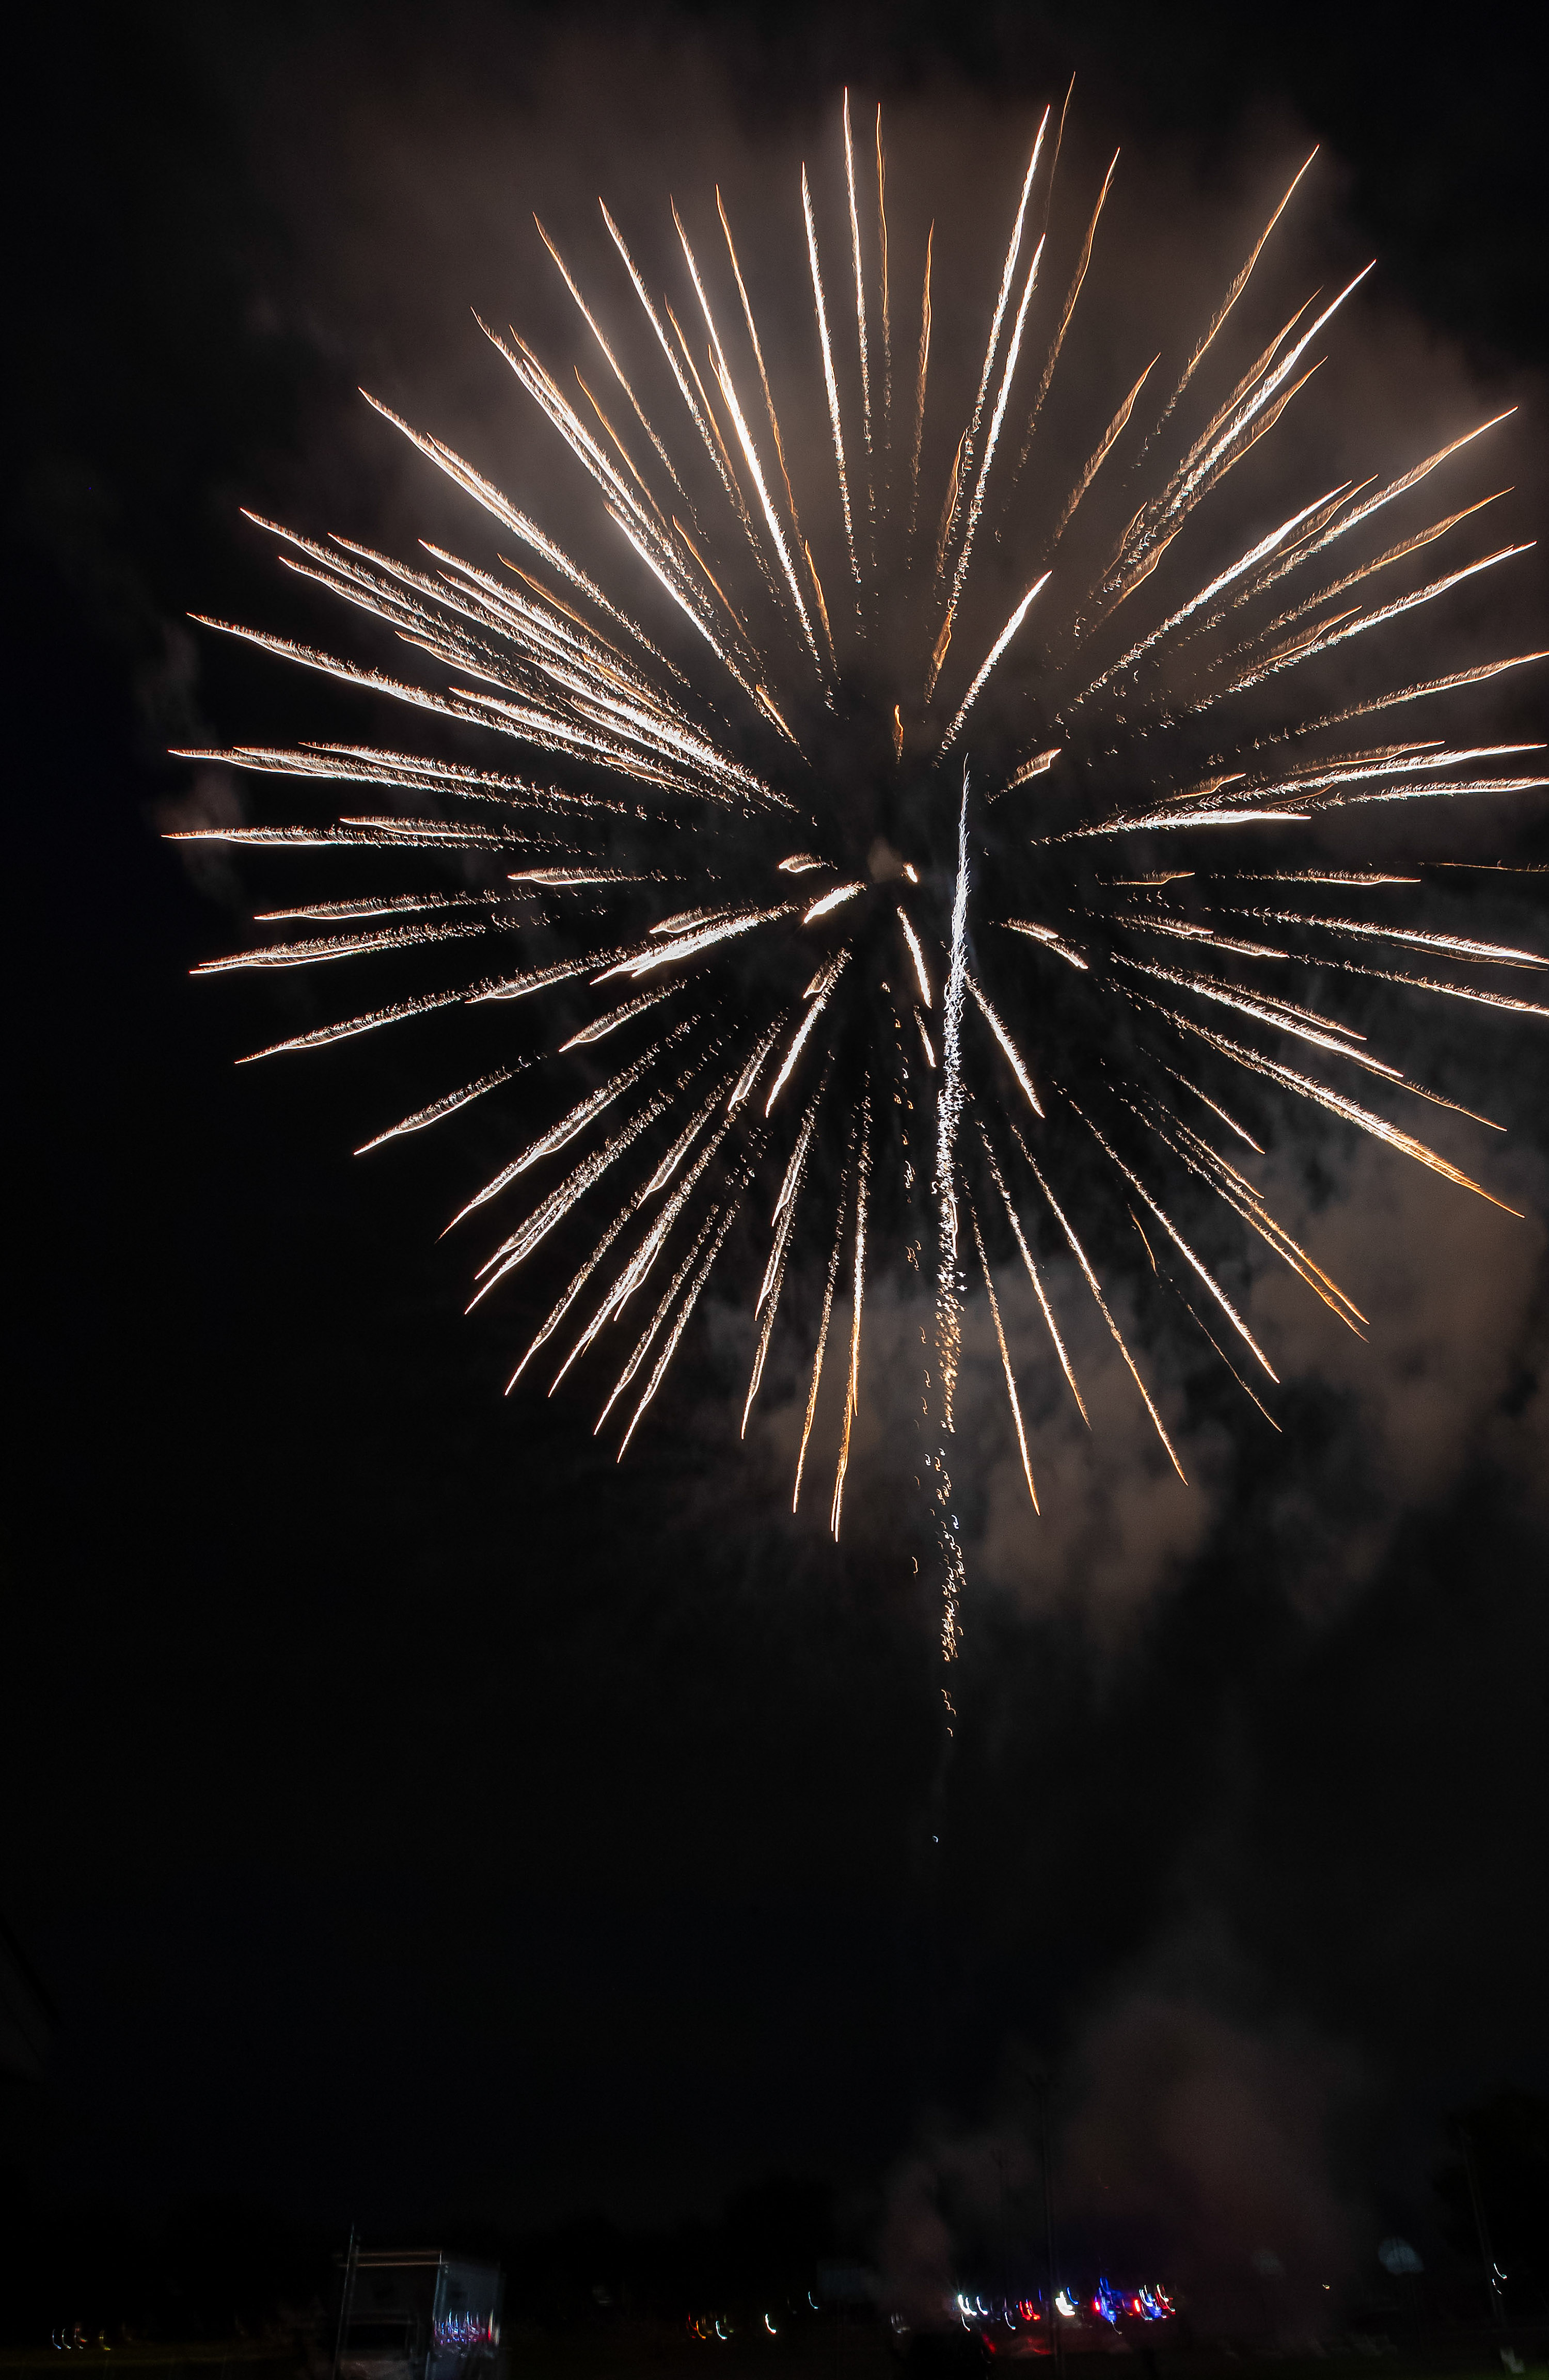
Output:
181,99,1545,1682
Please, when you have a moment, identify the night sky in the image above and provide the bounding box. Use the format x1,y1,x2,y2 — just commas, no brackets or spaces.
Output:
9,0,1548,2315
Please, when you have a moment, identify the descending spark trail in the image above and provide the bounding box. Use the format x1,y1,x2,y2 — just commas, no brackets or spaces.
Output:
910,224,932,535
843,92,874,478
187,97,1543,1689
803,164,861,594
940,572,1051,752
931,778,972,1678
794,1139,853,1513
937,112,1049,578
971,1196,1038,1511
831,1089,872,1540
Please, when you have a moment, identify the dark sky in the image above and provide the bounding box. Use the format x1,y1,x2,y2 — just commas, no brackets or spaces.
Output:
8,0,1548,2302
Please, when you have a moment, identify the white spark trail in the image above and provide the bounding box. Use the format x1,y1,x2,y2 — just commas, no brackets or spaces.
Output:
532,216,692,508
1163,149,1318,415
599,202,746,521
794,1155,852,1512
192,921,486,973
1011,1127,1187,1479
743,1082,825,1434
766,949,849,1114
1208,544,1537,701
1075,484,1349,710
970,1194,1038,1510
1245,410,1517,604
358,393,670,665
944,231,1046,627
898,906,933,1006
803,165,861,592
1069,1100,1278,1379
938,574,1051,752
618,1181,752,1457
1232,908,1547,971
602,904,795,980
673,204,824,669
509,1177,664,1390
467,1093,672,1309
561,981,687,1049
875,103,892,453
1152,1009,1520,1214
831,1090,872,1539
1010,149,1119,480
550,1100,734,1392
447,1043,669,1228
931,776,972,1667
935,774,971,1321
237,986,471,1063
842,90,873,476
717,189,821,644
939,114,1049,569
1003,918,1089,971
978,1123,1087,1423
599,1210,722,1435
910,224,932,535
804,881,866,924
722,1022,779,1116
354,1069,520,1155
968,977,1043,1114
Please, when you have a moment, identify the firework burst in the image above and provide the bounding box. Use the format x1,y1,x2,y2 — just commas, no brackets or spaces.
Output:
178,96,1546,1677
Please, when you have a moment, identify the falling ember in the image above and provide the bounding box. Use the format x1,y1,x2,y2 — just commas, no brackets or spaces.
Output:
939,571,1051,752
831,1088,872,1540
184,96,1543,1686
803,162,860,594
803,881,867,924
898,907,934,1006
969,978,1043,1115
970,1196,1039,1511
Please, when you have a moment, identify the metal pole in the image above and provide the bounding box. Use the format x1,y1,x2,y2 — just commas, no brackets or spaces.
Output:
1038,2076,1064,2380
1459,2131,1506,2331
331,2228,359,2380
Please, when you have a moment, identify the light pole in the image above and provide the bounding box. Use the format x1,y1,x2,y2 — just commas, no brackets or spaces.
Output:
1459,2129,1507,2333
1034,2071,1064,2380
331,2227,359,2380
